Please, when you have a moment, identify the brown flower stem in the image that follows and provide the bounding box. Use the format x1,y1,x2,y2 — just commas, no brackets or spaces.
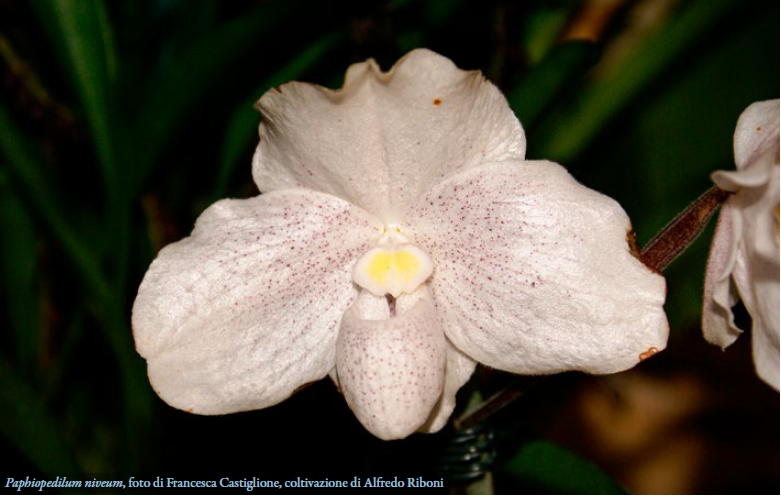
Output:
640,185,731,272
454,377,539,430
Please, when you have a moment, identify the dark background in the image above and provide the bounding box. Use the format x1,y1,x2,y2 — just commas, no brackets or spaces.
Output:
0,0,777,493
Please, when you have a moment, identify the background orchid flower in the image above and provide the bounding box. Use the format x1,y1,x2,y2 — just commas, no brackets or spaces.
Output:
703,99,780,391
132,49,668,440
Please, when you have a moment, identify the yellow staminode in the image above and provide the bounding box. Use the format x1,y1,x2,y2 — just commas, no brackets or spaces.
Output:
366,251,393,284
353,245,433,298
392,250,420,281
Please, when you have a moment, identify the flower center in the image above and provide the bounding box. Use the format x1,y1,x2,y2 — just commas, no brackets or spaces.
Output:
352,227,433,298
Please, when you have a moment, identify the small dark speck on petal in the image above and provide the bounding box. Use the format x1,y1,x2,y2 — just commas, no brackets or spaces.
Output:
433,98,442,106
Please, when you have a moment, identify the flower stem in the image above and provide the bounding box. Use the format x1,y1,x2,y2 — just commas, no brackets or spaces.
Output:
454,377,539,430
640,185,730,272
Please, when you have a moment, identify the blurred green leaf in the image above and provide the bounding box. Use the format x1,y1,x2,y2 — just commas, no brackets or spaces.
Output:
126,0,308,196
500,439,626,494
425,0,468,27
29,0,118,190
533,0,739,163
0,358,80,474
0,180,41,375
105,316,154,472
154,0,219,70
28,0,126,300
509,41,601,129
171,0,218,48
213,32,344,199
0,104,111,305
41,308,85,402
520,4,573,65
95,0,119,81
0,106,152,472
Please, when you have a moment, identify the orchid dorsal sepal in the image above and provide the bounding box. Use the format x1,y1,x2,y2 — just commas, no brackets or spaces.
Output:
352,243,433,298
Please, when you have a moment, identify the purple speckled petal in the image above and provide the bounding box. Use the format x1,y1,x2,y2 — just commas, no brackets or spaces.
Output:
253,49,525,224
405,160,669,375
132,189,381,414
336,290,446,440
419,341,476,433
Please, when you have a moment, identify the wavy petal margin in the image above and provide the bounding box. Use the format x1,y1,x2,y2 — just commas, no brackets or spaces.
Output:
252,49,526,224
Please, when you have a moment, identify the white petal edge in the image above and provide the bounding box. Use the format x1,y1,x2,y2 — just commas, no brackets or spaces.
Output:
252,48,525,223
419,342,476,433
132,189,381,414
336,289,446,440
702,202,743,348
712,150,774,193
730,155,780,391
752,314,780,391
733,99,780,169
404,160,669,375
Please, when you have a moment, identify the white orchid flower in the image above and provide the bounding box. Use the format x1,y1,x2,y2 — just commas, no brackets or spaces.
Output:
703,99,780,391
132,49,669,440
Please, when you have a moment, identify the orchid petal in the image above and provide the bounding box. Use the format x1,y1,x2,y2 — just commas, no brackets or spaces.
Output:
420,342,476,433
730,156,780,390
704,99,779,391
702,203,743,348
405,160,668,375
252,48,525,224
752,312,780,391
132,190,380,414
713,147,775,192
396,287,477,433
733,99,780,169
336,289,446,440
